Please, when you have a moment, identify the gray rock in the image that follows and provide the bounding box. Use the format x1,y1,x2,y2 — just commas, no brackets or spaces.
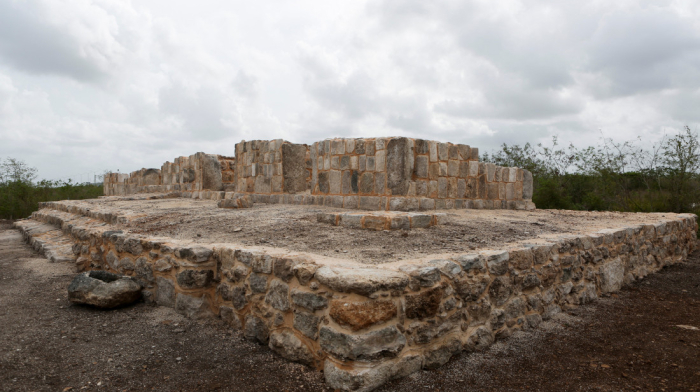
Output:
124,238,143,255
525,313,542,329
294,311,320,340
464,326,494,352
452,254,486,272
291,289,328,311
219,306,242,330
265,279,290,311
293,263,318,285
175,293,211,319
269,330,314,366
134,257,154,286
156,277,175,307
217,195,253,209
426,259,461,278
68,271,142,309
231,286,248,310
523,170,533,199
319,326,406,361
398,265,441,288
273,257,296,282
323,354,422,392
175,246,213,263
488,276,512,307
599,258,624,293
315,266,409,297
244,314,269,344
176,269,214,289
423,338,461,369
249,272,268,293
201,154,223,191
485,250,509,275
282,143,309,193
387,137,411,196
455,275,490,302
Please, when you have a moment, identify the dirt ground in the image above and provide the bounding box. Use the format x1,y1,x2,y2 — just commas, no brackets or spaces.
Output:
63,198,677,264
1,220,699,392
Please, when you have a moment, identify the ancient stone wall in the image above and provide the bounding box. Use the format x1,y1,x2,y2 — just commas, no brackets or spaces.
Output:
26,201,697,391
309,137,532,211
233,139,311,195
104,153,227,196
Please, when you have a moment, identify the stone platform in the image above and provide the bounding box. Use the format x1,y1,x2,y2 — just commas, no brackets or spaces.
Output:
14,195,698,391
317,211,448,230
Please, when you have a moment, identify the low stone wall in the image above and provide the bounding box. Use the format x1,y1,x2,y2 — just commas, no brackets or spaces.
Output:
317,211,446,230
21,203,697,391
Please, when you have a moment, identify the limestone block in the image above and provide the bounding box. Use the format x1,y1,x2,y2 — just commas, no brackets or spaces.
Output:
315,266,409,296
319,325,406,361
329,299,397,331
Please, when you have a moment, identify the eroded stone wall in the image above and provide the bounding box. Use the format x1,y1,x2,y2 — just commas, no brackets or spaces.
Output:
233,139,311,194
26,202,697,392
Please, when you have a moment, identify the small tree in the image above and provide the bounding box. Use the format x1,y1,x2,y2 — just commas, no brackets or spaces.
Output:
662,126,700,213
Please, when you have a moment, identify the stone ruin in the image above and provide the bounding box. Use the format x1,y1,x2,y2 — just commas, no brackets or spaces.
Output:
103,137,535,211
14,136,698,391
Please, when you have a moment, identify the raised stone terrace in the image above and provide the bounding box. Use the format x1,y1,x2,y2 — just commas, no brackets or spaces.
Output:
15,194,697,391
14,136,699,391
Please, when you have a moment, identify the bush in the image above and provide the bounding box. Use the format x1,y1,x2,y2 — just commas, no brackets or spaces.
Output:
0,158,103,220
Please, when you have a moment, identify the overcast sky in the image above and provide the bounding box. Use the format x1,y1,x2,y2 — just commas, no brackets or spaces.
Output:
1,0,699,181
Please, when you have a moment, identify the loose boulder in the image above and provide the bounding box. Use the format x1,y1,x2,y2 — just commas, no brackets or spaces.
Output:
68,271,142,308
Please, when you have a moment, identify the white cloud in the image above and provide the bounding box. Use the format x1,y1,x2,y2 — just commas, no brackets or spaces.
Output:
0,0,699,180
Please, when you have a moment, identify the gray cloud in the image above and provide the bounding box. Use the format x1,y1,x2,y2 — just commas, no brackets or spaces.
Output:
1,0,700,181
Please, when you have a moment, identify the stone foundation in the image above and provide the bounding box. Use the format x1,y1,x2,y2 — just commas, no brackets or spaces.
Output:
15,200,697,391
317,211,447,230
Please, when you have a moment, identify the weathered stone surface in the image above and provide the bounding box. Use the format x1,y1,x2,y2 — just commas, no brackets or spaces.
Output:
244,314,269,344
387,138,410,196
269,330,314,365
398,265,441,288
175,246,213,263
134,257,154,286
175,293,211,319
523,170,533,199
265,279,290,311
319,326,406,361
405,286,442,319
329,299,397,331
156,276,175,307
315,266,409,296
217,195,253,209
281,143,309,193
488,276,512,306
323,354,422,392
201,154,223,191
231,286,247,310
426,259,461,278
452,254,486,272
464,326,494,351
292,263,318,286
176,269,214,289
423,338,460,369
68,271,142,309
485,250,509,275
249,272,268,293
291,289,328,311
293,310,320,339
599,257,624,293
455,275,490,302
273,257,296,282
219,305,242,330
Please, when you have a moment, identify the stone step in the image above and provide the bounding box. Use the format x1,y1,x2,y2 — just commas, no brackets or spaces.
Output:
14,218,77,264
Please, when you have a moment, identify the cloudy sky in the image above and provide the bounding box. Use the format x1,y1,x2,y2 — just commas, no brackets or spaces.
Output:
1,0,699,181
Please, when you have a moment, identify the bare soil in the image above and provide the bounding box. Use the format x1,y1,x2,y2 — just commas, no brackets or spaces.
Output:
2,221,699,392
69,198,676,264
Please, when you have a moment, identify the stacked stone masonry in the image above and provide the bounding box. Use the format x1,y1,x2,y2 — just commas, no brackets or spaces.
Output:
104,152,233,196
104,137,535,211
16,200,697,391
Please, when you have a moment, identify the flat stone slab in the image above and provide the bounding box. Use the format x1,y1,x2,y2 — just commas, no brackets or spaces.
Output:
317,211,448,230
